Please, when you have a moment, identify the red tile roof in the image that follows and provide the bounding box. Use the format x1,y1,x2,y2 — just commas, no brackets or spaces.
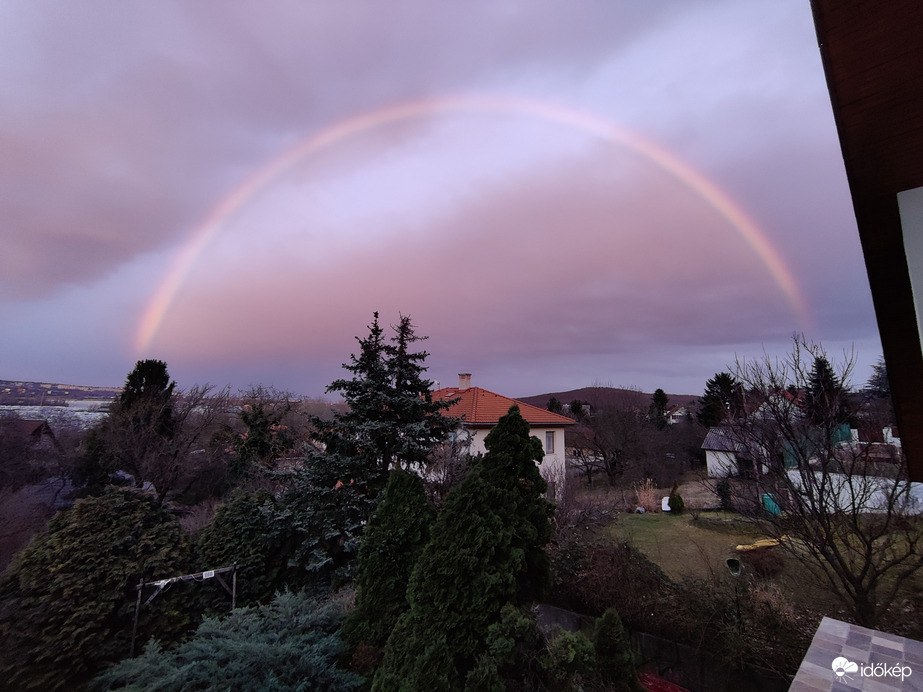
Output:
432,386,575,427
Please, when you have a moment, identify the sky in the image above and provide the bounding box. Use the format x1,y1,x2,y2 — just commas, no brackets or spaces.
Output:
0,1,884,399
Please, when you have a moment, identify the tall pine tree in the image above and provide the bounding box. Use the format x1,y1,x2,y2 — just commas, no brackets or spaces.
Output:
697,372,743,427
283,313,455,585
805,355,853,427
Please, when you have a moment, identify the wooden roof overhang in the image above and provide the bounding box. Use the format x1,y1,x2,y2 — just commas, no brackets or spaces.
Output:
812,1,923,482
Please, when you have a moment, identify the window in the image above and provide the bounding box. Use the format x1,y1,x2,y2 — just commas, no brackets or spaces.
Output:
545,431,555,455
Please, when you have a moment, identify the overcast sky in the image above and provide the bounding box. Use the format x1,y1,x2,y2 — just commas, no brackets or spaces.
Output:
0,1,882,398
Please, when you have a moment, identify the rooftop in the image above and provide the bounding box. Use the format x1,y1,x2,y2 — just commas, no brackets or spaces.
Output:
432,374,575,427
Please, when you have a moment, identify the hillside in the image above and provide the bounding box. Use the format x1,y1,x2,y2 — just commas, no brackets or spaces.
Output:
516,386,699,412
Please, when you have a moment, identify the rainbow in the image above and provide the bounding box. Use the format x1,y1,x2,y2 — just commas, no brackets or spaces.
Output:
135,93,811,353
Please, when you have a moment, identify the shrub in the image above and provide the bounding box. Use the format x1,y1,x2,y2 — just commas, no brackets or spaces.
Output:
93,590,362,691
634,478,658,512
544,630,596,691
716,477,732,510
0,488,192,691
743,548,785,579
668,481,684,514
196,489,296,606
594,608,642,691
553,542,671,623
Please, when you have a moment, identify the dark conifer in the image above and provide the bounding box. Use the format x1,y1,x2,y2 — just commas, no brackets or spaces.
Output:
341,468,435,669
373,406,553,690
284,313,455,585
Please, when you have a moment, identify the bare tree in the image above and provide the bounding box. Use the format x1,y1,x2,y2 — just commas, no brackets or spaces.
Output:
727,337,922,627
80,372,232,504
424,427,472,504
568,389,649,486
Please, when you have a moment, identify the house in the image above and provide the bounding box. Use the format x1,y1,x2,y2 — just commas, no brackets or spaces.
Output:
701,427,749,478
0,419,58,451
431,374,575,499
666,406,689,425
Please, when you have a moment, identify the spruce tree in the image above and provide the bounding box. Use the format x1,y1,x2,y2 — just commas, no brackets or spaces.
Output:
805,355,853,426
283,313,455,585
650,388,669,428
373,406,554,690
697,372,743,427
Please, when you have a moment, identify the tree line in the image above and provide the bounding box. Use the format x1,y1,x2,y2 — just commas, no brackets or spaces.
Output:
0,312,641,690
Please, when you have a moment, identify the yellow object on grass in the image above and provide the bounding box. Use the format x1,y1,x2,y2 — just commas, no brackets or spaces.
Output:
735,536,787,552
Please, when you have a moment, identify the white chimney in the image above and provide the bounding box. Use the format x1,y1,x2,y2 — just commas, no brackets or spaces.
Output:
458,373,471,390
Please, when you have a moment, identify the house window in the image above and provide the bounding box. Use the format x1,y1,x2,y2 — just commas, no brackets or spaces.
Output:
545,431,555,455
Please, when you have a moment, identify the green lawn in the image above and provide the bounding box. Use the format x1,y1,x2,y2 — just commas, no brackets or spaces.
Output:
602,511,853,618
603,512,767,581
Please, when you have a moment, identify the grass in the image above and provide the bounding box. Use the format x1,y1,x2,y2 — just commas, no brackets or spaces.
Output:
602,509,860,620
604,512,765,581
575,475,923,634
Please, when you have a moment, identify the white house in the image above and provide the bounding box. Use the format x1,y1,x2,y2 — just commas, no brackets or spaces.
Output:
701,427,749,478
431,374,575,500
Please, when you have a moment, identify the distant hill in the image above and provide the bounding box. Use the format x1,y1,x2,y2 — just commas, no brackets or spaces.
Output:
516,386,699,412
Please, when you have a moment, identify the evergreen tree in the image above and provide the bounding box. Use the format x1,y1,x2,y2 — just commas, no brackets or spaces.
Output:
593,608,641,691
119,359,177,434
373,406,553,690
805,355,853,426
341,468,435,670
78,360,177,494
650,388,669,428
196,490,296,606
284,313,455,585
697,372,743,427
547,396,563,414
386,314,459,470
0,488,191,691
867,356,891,400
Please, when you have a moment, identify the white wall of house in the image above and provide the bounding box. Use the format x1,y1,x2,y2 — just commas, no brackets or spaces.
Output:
464,425,567,501
706,449,737,478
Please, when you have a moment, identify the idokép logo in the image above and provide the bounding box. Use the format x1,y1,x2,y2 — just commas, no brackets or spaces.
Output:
831,656,912,682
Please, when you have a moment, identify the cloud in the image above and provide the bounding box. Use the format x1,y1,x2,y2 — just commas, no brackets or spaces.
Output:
0,1,883,394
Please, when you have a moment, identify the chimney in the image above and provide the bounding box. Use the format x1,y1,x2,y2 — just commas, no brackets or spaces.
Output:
458,373,471,390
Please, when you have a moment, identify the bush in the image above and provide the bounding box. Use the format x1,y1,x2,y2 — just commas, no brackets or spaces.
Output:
549,539,810,677
93,590,362,691
668,481,684,514
544,630,597,691
594,608,641,691
196,489,297,606
743,548,785,579
0,488,192,691
552,541,671,623
634,478,658,512
716,477,732,510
